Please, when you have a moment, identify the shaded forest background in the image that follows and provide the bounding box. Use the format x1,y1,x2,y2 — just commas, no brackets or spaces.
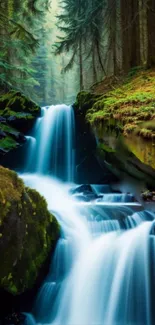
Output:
0,0,155,105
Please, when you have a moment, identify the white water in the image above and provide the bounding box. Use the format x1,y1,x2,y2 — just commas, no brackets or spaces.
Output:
25,136,37,172
22,105,155,325
97,193,134,203
25,105,75,181
36,105,74,181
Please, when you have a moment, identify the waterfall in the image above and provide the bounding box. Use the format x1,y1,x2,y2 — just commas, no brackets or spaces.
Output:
25,105,75,181
22,104,155,325
25,136,36,172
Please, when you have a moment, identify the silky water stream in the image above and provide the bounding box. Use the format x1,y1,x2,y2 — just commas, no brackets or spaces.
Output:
20,105,155,325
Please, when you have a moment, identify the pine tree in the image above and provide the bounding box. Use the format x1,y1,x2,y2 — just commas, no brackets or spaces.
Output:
0,0,49,95
54,0,88,91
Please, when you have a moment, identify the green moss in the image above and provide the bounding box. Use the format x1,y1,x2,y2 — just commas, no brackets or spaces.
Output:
2,109,34,120
75,69,155,140
0,91,40,116
0,136,17,151
74,91,102,115
97,142,116,153
0,124,17,134
0,166,60,295
0,90,41,153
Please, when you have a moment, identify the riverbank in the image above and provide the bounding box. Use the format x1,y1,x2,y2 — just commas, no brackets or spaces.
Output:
74,69,155,192
86,68,155,139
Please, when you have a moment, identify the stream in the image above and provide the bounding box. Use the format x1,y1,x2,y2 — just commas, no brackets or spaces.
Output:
21,105,155,325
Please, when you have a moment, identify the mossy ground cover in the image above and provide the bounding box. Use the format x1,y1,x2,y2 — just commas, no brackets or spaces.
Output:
0,166,60,295
82,69,155,139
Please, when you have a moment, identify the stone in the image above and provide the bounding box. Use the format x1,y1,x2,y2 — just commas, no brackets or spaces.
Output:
0,166,60,295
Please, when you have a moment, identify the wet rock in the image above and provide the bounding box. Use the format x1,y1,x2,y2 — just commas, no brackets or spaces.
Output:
0,91,41,156
69,184,94,195
7,116,16,122
73,94,120,184
0,166,60,295
4,311,25,325
70,184,103,202
142,191,155,202
0,130,6,139
0,116,6,123
0,147,9,154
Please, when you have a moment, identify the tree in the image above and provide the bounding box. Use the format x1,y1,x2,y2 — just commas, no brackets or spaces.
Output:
147,0,155,66
0,0,49,95
54,0,88,91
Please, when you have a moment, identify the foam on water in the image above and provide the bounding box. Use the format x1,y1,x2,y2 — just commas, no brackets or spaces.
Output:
22,105,155,325
21,173,154,325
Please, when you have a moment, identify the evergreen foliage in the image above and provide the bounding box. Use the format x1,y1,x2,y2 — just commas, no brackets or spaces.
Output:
55,0,155,90
0,0,49,95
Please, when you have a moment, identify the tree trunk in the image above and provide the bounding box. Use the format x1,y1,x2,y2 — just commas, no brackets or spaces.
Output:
120,0,130,72
130,0,140,67
120,0,140,72
96,39,106,76
139,0,148,66
79,38,84,91
109,0,118,74
92,46,97,83
147,0,155,66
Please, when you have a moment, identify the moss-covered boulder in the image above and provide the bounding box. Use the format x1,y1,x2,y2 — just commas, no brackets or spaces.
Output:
75,69,155,140
0,124,26,154
74,69,155,187
0,91,41,153
74,91,101,116
0,166,60,295
0,91,40,118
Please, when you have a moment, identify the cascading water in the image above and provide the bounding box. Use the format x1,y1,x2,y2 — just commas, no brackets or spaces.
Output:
25,136,36,171
22,104,155,325
25,105,75,181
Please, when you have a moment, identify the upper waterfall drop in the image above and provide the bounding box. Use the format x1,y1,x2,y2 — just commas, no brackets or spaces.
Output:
28,104,75,182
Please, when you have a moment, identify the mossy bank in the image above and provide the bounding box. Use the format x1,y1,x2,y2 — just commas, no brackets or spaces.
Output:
74,69,155,189
0,166,60,295
75,69,155,139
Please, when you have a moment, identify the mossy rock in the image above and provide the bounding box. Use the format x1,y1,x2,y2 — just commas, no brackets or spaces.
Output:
0,91,40,116
0,90,41,134
96,137,155,190
0,166,60,295
74,91,102,115
0,90,40,153
0,124,26,153
75,69,155,140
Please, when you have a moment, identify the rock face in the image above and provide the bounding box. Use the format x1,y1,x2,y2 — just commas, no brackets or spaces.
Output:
96,137,155,191
0,91,41,153
73,95,119,184
0,166,60,295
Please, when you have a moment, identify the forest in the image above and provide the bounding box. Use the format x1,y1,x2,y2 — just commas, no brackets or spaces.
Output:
1,1,155,325
1,0,155,97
